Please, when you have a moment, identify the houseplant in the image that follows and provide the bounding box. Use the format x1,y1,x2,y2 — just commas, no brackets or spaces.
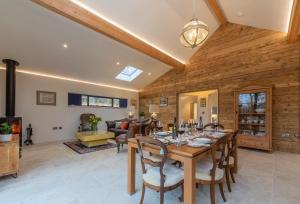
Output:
88,115,102,131
139,111,145,120
0,122,12,142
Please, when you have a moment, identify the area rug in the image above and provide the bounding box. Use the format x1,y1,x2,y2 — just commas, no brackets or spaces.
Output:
63,140,116,154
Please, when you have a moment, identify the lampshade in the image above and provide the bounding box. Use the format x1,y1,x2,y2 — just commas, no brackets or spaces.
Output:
149,104,159,113
180,18,209,48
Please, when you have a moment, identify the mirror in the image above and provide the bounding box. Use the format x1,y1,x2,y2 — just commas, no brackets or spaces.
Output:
178,89,218,125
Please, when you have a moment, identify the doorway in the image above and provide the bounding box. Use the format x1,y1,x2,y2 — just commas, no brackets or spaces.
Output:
178,89,218,125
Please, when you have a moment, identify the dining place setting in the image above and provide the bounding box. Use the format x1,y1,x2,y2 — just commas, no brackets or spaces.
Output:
127,119,238,204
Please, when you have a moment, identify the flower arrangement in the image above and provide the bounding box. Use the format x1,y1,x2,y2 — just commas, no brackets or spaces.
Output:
88,115,102,131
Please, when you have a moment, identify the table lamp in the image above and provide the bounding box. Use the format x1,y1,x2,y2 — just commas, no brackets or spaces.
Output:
127,105,135,119
149,104,159,119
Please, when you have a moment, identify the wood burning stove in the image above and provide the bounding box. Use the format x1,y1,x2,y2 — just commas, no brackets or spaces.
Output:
1,59,22,156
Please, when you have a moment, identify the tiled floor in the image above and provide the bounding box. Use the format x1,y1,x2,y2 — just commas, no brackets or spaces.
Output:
0,142,300,204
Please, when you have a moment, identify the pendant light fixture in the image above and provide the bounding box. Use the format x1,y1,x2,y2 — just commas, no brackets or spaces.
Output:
180,0,209,48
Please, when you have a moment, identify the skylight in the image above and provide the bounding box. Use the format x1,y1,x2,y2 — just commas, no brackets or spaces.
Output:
116,66,143,82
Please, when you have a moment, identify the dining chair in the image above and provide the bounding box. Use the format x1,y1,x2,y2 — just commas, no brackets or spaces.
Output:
222,130,239,192
203,123,225,130
136,136,184,204
195,136,227,204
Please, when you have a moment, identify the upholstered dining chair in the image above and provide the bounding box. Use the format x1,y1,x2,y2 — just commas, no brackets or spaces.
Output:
115,123,140,152
195,136,227,204
136,136,184,204
203,123,225,130
222,130,239,192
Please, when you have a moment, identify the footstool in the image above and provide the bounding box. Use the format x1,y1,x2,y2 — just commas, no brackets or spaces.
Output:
75,130,114,147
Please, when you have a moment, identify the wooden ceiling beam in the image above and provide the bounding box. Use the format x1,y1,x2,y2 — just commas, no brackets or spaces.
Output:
288,0,300,43
31,0,185,68
206,0,227,25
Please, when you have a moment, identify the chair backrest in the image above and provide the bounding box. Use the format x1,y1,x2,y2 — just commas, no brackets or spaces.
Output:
140,119,151,135
136,136,168,186
127,123,141,139
203,123,224,130
227,130,239,158
80,113,95,131
209,135,227,182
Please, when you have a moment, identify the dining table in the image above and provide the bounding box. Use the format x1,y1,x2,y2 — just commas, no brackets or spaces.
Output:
127,129,234,204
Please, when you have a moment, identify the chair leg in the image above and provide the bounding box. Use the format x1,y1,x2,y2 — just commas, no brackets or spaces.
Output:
230,168,236,183
219,183,226,202
160,190,164,204
178,184,184,202
117,144,120,153
140,183,145,204
210,184,216,204
225,167,231,192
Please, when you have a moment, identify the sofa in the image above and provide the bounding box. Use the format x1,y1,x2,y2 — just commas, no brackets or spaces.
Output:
105,118,134,137
105,118,151,137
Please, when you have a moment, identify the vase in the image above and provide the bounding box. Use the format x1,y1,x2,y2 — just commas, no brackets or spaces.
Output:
91,125,97,131
0,134,12,142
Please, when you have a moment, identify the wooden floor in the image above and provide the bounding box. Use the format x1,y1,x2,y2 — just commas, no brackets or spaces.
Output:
0,142,300,204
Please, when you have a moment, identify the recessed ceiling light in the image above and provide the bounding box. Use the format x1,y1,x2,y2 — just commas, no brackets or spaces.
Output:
63,43,68,48
148,72,152,76
116,62,120,66
237,12,244,17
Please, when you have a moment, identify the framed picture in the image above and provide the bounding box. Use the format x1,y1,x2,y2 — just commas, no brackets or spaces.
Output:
200,98,206,107
211,106,218,115
37,91,56,106
160,97,168,107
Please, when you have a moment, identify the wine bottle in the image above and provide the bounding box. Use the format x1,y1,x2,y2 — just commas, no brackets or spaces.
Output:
172,117,177,139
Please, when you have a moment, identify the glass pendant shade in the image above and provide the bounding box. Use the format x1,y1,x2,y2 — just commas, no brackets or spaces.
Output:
180,18,209,48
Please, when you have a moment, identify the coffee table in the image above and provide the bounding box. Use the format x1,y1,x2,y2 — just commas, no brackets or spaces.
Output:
75,130,114,147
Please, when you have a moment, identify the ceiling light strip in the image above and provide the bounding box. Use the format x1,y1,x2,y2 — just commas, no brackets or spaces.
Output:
0,67,139,92
70,0,186,64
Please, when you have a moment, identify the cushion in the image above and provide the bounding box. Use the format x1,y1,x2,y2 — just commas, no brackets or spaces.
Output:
223,156,234,166
115,122,122,129
143,164,183,187
106,121,115,129
120,122,129,130
195,160,224,181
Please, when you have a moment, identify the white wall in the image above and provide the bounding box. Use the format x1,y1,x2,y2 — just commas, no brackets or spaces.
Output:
0,70,138,143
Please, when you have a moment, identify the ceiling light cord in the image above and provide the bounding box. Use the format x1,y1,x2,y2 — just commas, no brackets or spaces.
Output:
192,0,196,19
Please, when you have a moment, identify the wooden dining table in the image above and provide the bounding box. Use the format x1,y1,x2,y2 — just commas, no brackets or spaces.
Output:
127,130,234,204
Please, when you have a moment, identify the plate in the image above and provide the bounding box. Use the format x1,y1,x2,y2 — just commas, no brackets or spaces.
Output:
186,140,210,148
156,131,171,136
194,138,213,144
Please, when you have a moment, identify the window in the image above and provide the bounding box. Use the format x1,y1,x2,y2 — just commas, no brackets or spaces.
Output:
81,95,88,106
68,93,127,108
89,96,112,107
115,66,143,82
113,99,120,108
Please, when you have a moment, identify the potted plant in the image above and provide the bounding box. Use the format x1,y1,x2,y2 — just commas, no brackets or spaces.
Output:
88,115,102,131
0,122,12,142
139,111,145,120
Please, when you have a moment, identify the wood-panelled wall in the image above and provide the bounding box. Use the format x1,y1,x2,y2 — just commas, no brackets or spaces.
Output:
139,23,300,153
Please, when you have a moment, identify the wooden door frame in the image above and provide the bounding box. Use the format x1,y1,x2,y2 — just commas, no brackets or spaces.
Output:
176,88,220,125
